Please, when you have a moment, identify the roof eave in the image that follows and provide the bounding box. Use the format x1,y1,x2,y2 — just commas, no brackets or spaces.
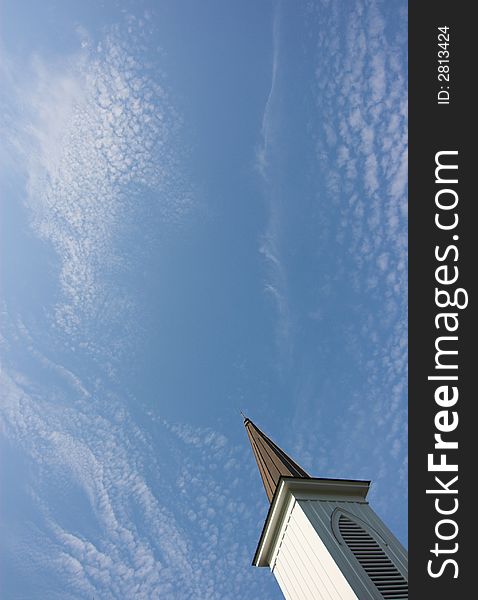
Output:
252,476,371,567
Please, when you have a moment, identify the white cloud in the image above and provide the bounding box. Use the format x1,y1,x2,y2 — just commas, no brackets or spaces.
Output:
1,20,193,359
266,0,408,536
0,313,275,598
1,16,274,597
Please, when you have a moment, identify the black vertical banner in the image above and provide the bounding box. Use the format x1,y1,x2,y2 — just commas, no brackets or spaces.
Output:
409,3,473,598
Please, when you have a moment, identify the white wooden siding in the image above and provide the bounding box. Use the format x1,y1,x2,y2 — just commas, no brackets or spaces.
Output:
270,500,359,600
268,494,408,600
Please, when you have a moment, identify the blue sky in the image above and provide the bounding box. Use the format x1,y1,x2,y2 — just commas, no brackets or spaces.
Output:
0,1,408,598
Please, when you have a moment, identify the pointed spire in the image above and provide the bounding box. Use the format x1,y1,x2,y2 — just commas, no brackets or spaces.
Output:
243,416,310,502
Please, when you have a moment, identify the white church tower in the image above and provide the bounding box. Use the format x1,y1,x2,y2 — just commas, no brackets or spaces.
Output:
243,417,408,600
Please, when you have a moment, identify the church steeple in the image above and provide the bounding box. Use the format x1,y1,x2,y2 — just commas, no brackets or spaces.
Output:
243,416,310,502
243,417,408,600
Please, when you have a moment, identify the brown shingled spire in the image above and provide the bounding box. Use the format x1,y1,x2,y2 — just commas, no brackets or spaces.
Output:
243,416,310,502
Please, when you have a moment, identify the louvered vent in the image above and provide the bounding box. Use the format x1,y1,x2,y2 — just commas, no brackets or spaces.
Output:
338,514,408,599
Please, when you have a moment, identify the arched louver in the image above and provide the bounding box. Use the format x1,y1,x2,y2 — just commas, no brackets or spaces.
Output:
338,514,408,599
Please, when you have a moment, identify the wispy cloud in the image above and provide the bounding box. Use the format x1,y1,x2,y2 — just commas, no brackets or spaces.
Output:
0,315,274,598
298,0,408,529
1,15,274,598
255,3,295,365
253,0,407,538
1,17,192,360
255,4,281,182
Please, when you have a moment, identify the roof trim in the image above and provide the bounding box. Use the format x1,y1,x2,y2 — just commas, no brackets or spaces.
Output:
253,476,371,567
